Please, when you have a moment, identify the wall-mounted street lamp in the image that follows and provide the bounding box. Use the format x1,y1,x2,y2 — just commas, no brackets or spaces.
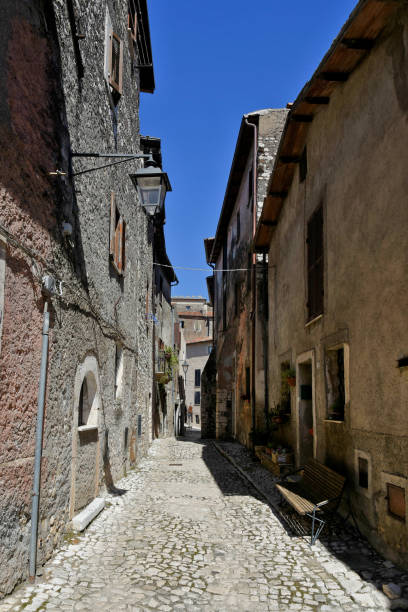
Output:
130,157,172,217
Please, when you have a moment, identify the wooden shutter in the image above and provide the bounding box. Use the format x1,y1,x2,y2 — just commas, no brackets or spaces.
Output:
307,206,324,320
120,219,126,273
110,192,116,256
109,32,123,95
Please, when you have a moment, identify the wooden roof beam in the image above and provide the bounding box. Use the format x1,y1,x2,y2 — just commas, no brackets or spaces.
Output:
261,220,278,227
290,114,314,123
280,156,301,164
269,191,288,198
341,37,375,50
304,96,330,104
319,72,349,82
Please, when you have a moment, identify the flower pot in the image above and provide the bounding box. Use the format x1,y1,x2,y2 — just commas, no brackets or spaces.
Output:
287,377,296,387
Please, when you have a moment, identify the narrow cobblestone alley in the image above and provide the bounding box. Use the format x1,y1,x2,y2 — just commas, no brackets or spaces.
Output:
0,433,395,612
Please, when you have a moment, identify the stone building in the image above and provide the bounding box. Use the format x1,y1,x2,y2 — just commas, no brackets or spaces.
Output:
152,225,178,438
254,0,408,568
206,109,287,443
0,0,173,596
172,297,213,427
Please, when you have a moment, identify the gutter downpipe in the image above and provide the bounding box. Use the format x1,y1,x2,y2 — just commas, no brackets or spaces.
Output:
245,117,257,452
29,300,50,581
262,253,269,429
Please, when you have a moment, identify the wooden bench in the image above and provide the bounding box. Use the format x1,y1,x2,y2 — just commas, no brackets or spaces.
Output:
275,458,346,545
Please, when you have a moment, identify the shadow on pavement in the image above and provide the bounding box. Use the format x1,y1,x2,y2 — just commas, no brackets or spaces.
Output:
177,430,408,605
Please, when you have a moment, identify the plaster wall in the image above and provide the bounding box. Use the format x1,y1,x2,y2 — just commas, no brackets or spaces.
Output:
267,10,408,566
185,341,212,426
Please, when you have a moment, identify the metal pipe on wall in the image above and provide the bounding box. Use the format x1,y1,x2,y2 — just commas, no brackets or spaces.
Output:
245,117,257,450
29,300,50,581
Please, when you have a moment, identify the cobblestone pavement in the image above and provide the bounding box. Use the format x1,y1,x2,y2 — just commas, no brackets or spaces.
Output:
0,432,405,611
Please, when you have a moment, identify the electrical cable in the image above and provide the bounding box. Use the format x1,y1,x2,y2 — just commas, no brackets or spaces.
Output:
153,262,261,273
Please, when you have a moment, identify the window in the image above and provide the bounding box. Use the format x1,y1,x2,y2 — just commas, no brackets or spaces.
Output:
280,361,291,413
325,347,345,421
208,345,213,355
185,305,191,310
236,211,240,242
110,192,126,275
299,147,307,182
180,320,184,329
307,205,323,320
355,450,371,497
358,457,369,489
195,369,201,387
108,30,123,95
195,415,200,424
387,484,405,521
194,391,200,405
137,414,142,437
78,377,91,426
115,344,123,399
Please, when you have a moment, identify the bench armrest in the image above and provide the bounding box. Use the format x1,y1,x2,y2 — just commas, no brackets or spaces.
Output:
314,494,341,509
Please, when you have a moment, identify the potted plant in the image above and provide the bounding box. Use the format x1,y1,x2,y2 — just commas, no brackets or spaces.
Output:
265,442,274,456
283,367,296,387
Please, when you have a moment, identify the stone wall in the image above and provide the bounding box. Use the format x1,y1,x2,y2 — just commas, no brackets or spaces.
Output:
213,109,287,444
0,0,156,596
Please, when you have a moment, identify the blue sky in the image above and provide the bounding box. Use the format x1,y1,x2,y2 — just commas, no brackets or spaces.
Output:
140,0,357,298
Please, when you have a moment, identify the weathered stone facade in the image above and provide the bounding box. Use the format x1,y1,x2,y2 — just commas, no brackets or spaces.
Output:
254,0,408,569
0,0,168,596
208,109,287,443
172,297,213,427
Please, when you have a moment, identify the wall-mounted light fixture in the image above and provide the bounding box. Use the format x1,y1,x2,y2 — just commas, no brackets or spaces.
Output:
130,156,172,217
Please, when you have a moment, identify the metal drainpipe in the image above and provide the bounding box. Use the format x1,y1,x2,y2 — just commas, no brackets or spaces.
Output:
29,300,50,582
262,253,269,429
245,117,257,451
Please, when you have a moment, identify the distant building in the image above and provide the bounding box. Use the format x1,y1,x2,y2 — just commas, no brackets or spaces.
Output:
172,297,213,428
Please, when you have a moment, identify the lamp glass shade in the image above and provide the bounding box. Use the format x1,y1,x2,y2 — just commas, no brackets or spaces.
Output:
182,361,189,375
131,168,170,216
